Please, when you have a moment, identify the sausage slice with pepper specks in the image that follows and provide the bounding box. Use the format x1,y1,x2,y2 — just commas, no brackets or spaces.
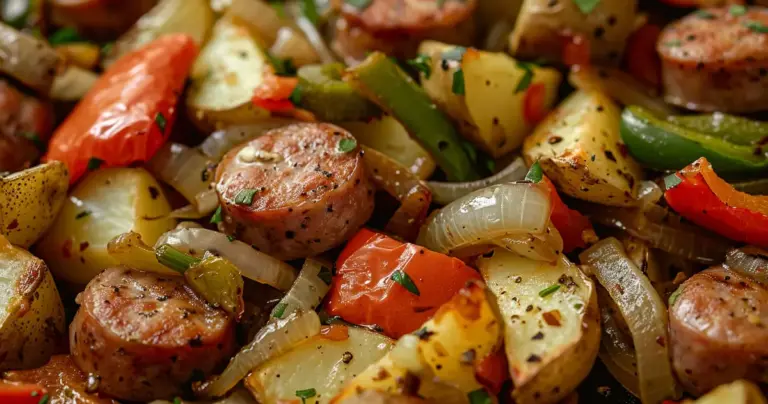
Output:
215,123,375,260
668,266,768,396
69,268,236,402
658,6,768,112
338,0,477,34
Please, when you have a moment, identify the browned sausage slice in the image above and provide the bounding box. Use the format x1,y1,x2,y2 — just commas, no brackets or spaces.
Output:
668,266,768,396
338,0,477,34
0,80,54,173
658,6,768,112
70,268,236,402
215,123,375,260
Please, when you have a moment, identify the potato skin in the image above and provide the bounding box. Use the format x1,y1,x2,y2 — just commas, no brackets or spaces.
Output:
669,267,768,396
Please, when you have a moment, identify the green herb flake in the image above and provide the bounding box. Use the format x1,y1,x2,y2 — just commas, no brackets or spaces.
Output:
289,84,303,105
344,0,373,10
485,158,496,173
467,388,492,404
663,173,683,190
318,265,333,285
664,40,682,48
31,391,39,397
267,53,296,77
669,286,684,306
300,0,319,25
744,21,768,33
155,112,167,133
100,42,114,57
515,61,535,94
20,131,46,152
38,394,50,404
441,46,467,62
272,302,288,318
392,269,420,296
337,138,358,153
234,188,259,205
694,10,715,19
452,69,466,95
729,4,747,16
407,54,432,79
87,157,104,171
296,388,317,404
572,0,601,14
524,161,543,183
210,205,223,224
574,303,584,310
173,398,183,404
48,27,83,46
227,235,236,242
538,284,561,298
75,210,91,220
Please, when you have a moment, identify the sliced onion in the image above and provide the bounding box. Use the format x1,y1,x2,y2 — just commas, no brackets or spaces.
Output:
198,120,299,160
362,146,432,241
289,5,337,64
482,20,514,52
269,26,321,66
427,157,528,205
228,0,283,44
155,228,296,291
151,386,257,404
580,238,681,404
636,180,663,211
725,247,768,285
416,183,551,255
197,310,321,398
597,287,640,398
107,231,181,275
493,222,564,262
148,143,217,215
270,258,331,318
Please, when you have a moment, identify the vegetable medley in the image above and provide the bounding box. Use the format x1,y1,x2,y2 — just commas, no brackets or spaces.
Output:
2,0,768,403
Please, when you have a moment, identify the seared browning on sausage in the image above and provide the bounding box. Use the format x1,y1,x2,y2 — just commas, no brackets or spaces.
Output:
0,80,54,173
49,0,157,39
658,6,768,112
70,268,236,402
215,123,375,260
2,355,119,404
339,0,477,34
668,266,768,396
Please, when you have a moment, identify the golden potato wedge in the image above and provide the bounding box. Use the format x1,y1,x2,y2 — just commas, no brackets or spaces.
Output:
418,41,561,158
0,22,61,94
522,90,643,206
0,162,69,248
685,380,767,404
103,0,214,68
476,248,600,404
333,281,501,404
0,235,66,371
509,0,638,65
186,15,270,132
36,168,177,285
55,43,100,70
245,326,394,404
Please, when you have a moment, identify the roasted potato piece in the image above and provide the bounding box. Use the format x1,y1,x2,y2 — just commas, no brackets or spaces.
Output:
0,23,61,95
245,326,394,404
0,236,66,371
522,90,643,206
186,16,270,132
55,43,101,70
684,380,767,404
0,162,69,248
476,248,600,404
103,0,214,68
509,0,638,65
37,168,176,285
337,390,433,404
334,281,501,403
418,41,561,158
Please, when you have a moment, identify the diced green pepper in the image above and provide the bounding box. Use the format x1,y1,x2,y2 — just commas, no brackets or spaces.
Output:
668,113,768,146
296,63,380,122
620,106,768,179
346,52,481,182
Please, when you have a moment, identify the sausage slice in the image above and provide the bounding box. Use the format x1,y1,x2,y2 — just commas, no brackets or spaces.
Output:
658,6,768,112
215,123,375,260
668,266,768,396
339,0,477,34
70,268,236,402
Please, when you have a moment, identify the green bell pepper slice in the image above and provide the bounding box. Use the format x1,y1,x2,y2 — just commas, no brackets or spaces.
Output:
668,113,768,146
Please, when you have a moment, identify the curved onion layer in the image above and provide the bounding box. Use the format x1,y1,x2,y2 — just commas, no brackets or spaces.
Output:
725,247,768,285
150,386,256,404
362,146,432,241
637,181,663,211
270,258,331,319
198,120,299,160
580,238,681,404
148,143,218,215
197,310,321,398
417,183,551,255
583,203,730,264
427,157,528,205
493,222,564,262
292,13,337,64
597,287,641,398
155,228,296,291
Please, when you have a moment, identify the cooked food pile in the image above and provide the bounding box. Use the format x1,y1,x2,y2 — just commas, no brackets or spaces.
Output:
1,0,767,403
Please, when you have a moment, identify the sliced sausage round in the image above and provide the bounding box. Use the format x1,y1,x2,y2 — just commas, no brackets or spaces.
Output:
0,80,54,173
339,0,477,34
69,268,236,402
215,123,375,260
49,0,157,39
658,6,768,113
668,266,768,396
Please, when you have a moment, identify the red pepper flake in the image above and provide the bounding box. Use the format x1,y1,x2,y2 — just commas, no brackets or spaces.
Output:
542,310,562,326
6,219,18,230
79,241,90,252
62,239,73,259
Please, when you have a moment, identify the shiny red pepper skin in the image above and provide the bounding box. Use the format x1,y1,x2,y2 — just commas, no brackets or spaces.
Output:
544,177,595,253
0,382,47,404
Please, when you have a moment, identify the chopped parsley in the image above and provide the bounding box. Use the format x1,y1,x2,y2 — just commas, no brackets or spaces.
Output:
407,54,432,79
524,160,543,183
101,42,114,57
318,265,333,285
468,388,492,404
289,84,303,105
87,157,104,171
267,53,296,77
234,188,259,205
337,138,357,153
75,210,92,219
538,284,561,298
210,205,223,224
300,0,319,25
515,61,535,94
694,9,715,19
729,4,747,16
669,286,684,306
272,302,288,319
663,40,682,48
344,0,372,10
574,303,584,310
155,112,167,133
48,27,83,46
296,388,317,404
227,235,236,242
452,69,465,95
270,1,286,17
38,394,50,404
744,20,768,33
173,398,182,404
392,269,420,296
663,173,682,190
572,0,601,14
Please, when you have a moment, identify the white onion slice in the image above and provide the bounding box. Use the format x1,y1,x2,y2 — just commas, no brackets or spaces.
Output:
150,386,256,404
637,180,663,211
198,310,321,398
148,143,216,215
725,247,768,285
198,120,299,160
416,183,551,255
427,157,528,205
580,238,681,404
270,258,331,318
155,228,296,291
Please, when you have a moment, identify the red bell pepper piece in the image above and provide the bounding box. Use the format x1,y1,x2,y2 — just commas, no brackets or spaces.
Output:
0,382,47,404
623,24,662,89
45,34,198,184
523,82,549,125
325,229,482,339
475,348,510,395
543,177,596,253
664,157,768,248
561,33,591,67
